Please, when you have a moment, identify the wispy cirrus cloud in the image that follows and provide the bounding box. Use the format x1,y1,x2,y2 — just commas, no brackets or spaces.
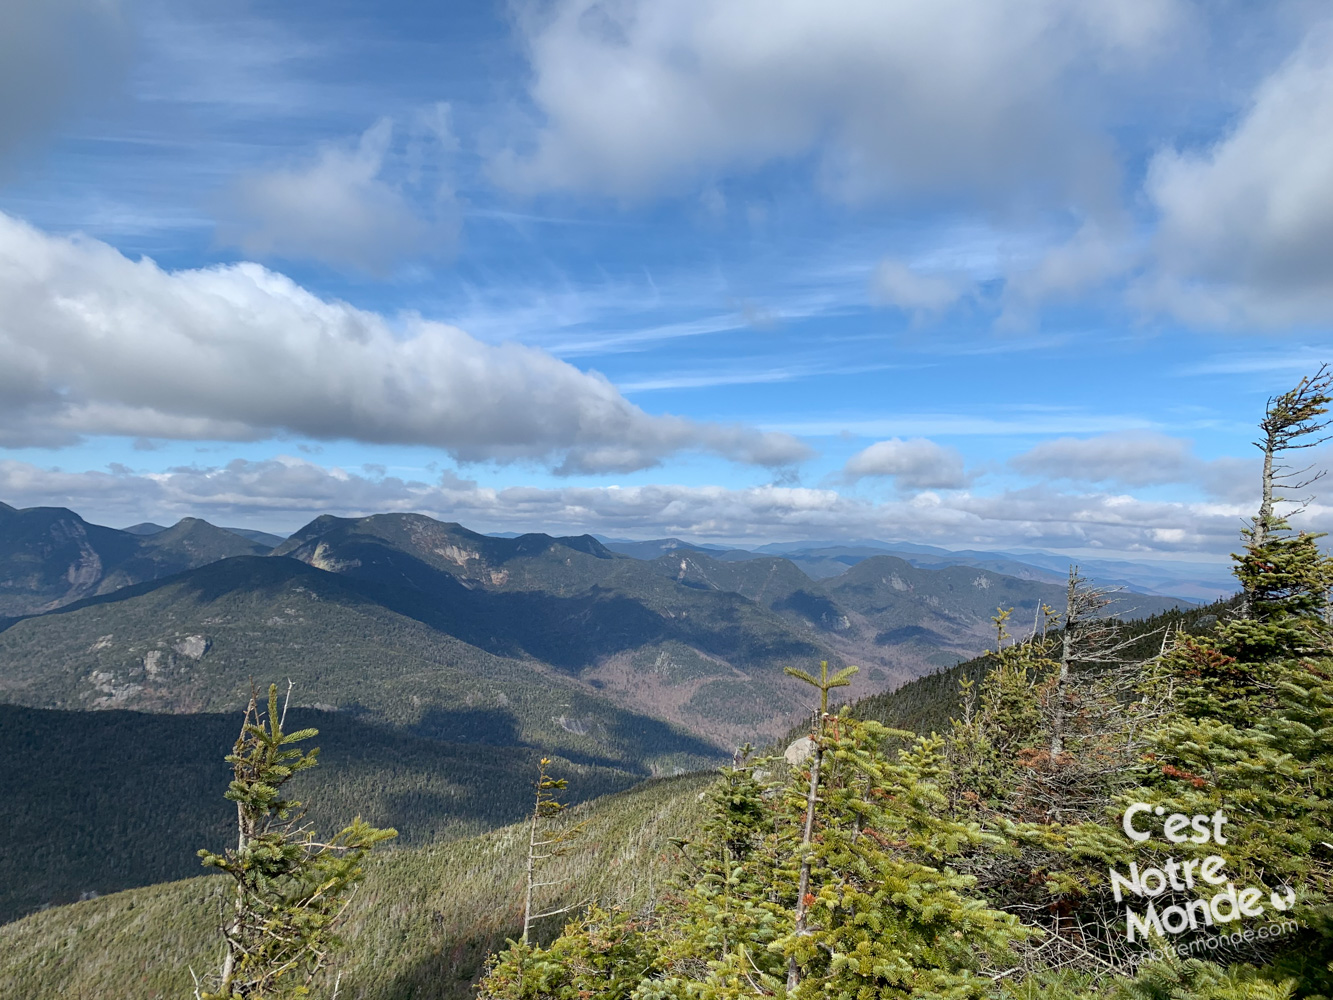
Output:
0,0,128,160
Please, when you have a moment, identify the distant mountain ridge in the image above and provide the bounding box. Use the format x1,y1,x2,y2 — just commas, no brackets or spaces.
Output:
0,503,1188,755
0,506,271,616
604,535,1230,603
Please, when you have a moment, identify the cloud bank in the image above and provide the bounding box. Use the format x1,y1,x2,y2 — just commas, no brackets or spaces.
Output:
0,212,809,473
1010,431,1256,501
1142,24,1333,328
0,455,1276,563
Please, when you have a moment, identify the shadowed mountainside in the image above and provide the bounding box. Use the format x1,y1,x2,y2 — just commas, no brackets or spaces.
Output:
0,703,640,924
0,505,270,616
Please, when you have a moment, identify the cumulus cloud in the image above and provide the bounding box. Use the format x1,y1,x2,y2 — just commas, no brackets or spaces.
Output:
0,455,1277,562
221,115,460,273
0,212,809,474
1140,23,1333,328
0,0,126,161
1011,431,1195,486
843,438,971,489
1011,431,1258,500
495,0,1186,208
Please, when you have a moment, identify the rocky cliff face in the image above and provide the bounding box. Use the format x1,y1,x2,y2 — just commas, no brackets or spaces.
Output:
0,506,270,616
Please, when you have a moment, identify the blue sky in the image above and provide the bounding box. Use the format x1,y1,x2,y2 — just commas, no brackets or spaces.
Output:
1,0,1332,568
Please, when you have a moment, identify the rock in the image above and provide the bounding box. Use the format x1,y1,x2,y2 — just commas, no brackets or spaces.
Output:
173,635,210,659
784,736,816,766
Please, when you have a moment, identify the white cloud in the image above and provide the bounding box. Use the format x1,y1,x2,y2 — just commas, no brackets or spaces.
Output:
0,0,126,160
221,114,458,273
1011,431,1196,486
0,455,1275,562
843,438,971,489
495,0,1186,208
1141,23,1333,328
871,260,973,315
1010,431,1259,500
0,211,809,474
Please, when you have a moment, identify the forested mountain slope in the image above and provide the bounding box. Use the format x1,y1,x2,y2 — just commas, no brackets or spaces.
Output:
836,594,1236,739
0,555,720,771
270,513,846,742
0,772,712,999
0,704,639,924
0,505,270,615
0,505,1188,750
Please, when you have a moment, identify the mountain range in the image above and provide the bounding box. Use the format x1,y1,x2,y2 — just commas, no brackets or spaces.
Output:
0,504,1187,758
597,535,1234,603
0,499,1204,942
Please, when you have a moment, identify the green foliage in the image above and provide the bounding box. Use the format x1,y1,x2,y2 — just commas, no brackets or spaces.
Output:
0,704,638,924
0,556,723,773
1221,515,1333,665
1117,959,1296,1000
0,773,712,1000
479,907,661,1000
196,684,395,998
480,710,1028,1000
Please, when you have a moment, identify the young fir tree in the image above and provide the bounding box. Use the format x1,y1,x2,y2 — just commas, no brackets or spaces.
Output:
195,684,396,1000
769,718,1028,998
637,747,786,999
781,659,859,993
478,757,588,1000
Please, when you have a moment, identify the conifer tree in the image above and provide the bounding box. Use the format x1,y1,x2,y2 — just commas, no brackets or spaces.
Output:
781,659,858,992
523,757,583,946
195,684,395,1000
1247,364,1333,558
640,747,786,998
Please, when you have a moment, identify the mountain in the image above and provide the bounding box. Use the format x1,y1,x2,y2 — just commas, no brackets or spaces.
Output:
271,514,840,745
0,506,1189,752
596,536,732,559
0,506,271,616
122,522,169,535
0,555,722,773
0,771,712,998
673,535,1229,603
123,521,286,548
218,526,286,547
636,547,1184,691
0,704,638,924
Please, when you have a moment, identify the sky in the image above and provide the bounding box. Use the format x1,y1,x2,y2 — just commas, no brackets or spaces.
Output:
1,0,1333,569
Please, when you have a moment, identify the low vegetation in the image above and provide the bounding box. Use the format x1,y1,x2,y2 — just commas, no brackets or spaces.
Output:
0,774,711,999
